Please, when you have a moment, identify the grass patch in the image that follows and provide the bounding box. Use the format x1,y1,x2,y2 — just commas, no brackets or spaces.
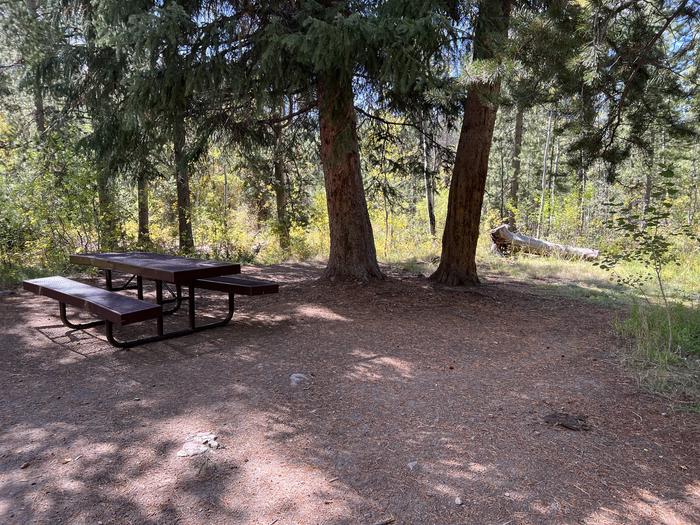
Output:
395,247,700,403
616,302,700,400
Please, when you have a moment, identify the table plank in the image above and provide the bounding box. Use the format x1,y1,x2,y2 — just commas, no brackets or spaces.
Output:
70,252,240,284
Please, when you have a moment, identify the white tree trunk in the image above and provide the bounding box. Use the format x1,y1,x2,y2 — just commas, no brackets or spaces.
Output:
491,224,599,260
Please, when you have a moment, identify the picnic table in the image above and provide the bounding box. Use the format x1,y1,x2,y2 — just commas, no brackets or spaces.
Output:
23,252,278,348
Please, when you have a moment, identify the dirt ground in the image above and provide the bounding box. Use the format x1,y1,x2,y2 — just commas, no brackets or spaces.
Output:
1,263,698,525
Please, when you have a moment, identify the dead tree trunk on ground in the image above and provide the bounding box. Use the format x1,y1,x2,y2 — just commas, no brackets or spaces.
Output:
491,224,598,260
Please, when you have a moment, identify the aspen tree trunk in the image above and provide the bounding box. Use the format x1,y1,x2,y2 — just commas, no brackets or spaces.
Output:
317,72,381,281
137,173,150,245
508,106,524,230
431,0,511,286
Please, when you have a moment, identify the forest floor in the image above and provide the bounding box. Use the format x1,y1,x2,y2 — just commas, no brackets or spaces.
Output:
1,262,699,525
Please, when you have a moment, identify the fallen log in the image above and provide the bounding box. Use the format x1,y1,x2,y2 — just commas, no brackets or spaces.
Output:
490,224,599,260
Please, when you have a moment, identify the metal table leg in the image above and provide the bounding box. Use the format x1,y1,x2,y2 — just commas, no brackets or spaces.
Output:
155,280,164,336
59,303,104,329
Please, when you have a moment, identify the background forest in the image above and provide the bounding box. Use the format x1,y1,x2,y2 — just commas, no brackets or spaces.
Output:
1,1,699,393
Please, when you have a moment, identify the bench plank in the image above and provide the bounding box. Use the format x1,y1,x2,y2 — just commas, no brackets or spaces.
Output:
193,275,279,295
23,276,161,326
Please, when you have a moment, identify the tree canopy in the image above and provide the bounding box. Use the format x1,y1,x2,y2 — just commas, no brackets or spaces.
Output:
0,0,697,283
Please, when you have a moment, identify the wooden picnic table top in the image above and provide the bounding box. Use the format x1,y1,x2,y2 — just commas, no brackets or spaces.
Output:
70,252,241,284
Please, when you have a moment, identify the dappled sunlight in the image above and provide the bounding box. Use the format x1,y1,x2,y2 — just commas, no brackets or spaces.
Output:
2,264,699,523
295,304,349,322
585,484,700,524
343,352,414,382
0,403,378,524
468,461,495,475
685,480,700,500
529,498,562,516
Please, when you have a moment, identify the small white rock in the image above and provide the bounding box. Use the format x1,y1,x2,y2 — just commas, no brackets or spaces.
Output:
177,432,222,457
177,442,209,457
290,373,310,387
455,497,463,506
407,461,418,471
191,432,217,444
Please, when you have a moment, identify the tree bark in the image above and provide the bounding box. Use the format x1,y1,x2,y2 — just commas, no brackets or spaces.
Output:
83,2,119,251
420,124,436,236
174,109,194,252
32,70,46,136
690,144,698,225
317,72,381,280
273,155,291,256
137,172,150,245
536,109,553,238
507,105,524,230
26,0,46,136
578,165,586,234
96,171,119,250
547,139,560,236
430,0,511,286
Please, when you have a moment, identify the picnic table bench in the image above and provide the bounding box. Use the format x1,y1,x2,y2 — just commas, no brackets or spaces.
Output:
194,275,279,295
22,252,279,348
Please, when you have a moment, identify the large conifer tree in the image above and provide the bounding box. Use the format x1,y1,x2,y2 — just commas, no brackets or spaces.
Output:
254,0,450,280
431,0,512,285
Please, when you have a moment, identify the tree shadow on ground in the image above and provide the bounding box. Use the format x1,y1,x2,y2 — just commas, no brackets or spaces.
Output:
1,263,698,524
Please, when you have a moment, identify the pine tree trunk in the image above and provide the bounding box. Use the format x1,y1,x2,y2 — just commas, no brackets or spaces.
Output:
578,168,587,234
430,0,511,286
32,71,45,136
690,146,698,225
26,0,45,136
420,126,436,236
273,156,291,256
499,143,505,219
174,110,194,252
536,109,553,238
317,72,382,281
137,173,150,245
547,139,560,236
97,171,118,250
508,106,524,230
